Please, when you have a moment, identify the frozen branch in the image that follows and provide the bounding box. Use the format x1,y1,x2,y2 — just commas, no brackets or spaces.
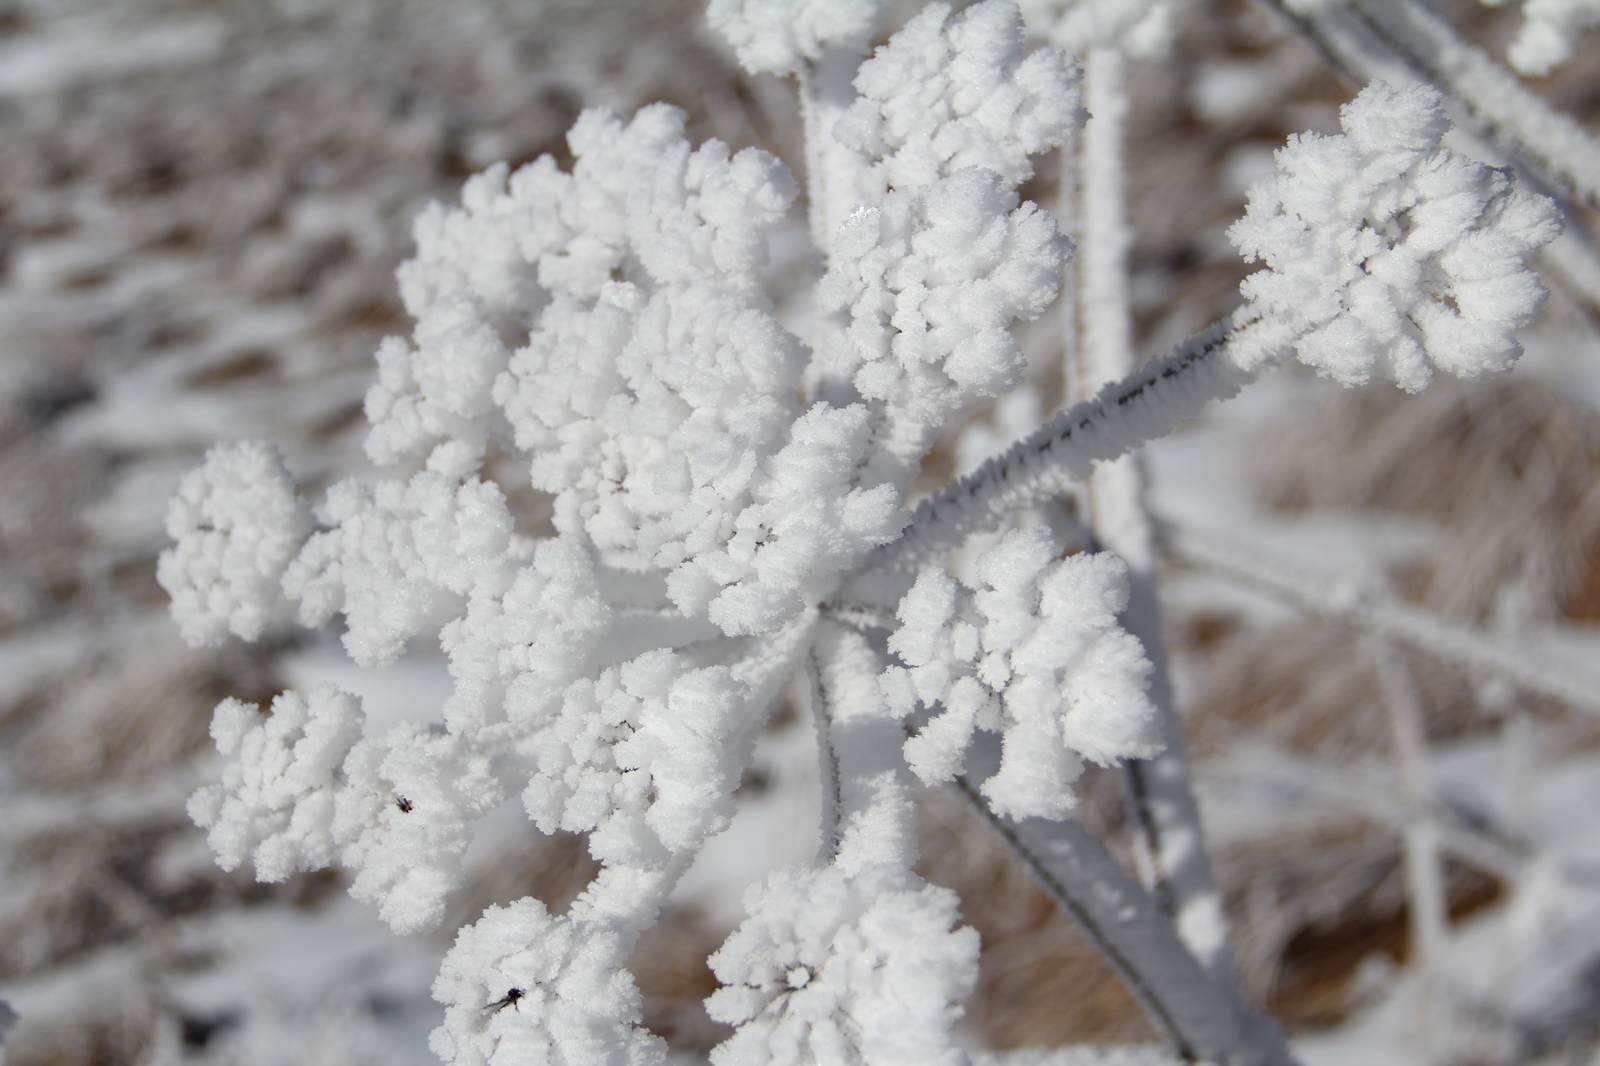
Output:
850,320,1253,595
1351,0,1600,210
954,732,1296,1066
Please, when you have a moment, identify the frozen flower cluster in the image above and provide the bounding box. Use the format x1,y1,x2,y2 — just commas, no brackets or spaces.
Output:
1228,80,1561,391
883,528,1158,820
159,1,1567,1062
189,683,505,933
158,441,310,646
158,4,1133,1063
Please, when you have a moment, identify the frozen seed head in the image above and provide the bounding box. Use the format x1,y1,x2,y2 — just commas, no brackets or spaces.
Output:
1228,80,1561,392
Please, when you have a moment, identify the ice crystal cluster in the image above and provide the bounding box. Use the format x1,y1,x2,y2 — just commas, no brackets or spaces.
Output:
162,4,1112,1063
158,0,1564,1061
884,529,1158,821
1228,81,1560,391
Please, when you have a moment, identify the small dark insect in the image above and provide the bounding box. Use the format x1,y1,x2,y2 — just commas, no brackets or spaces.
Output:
395,796,413,813
487,988,524,1012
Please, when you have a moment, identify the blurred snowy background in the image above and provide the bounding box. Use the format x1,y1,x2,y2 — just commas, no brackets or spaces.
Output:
0,0,1597,1062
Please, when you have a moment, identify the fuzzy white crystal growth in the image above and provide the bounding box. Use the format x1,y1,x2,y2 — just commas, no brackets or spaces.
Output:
188,682,507,934
706,0,890,75
815,2,1080,480
835,0,1083,193
882,527,1159,821
158,441,310,646
1227,80,1561,392
430,891,664,1066
187,685,365,881
706,863,978,1066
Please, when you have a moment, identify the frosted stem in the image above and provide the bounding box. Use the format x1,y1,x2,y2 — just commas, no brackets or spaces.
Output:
1071,44,1241,992
1077,45,1134,394
955,733,1297,1066
799,650,843,864
798,51,870,262
848,321,1257,597
1369,637,1445,1054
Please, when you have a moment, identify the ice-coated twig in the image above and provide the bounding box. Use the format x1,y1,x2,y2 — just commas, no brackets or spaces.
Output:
1117,569,1241,990
1167,526,1600,716
798,644,843,863
1267,0,1600,211
849,321,1255,594
1065,36,1240,990
1076,45,1134,399
954,733,1296,1066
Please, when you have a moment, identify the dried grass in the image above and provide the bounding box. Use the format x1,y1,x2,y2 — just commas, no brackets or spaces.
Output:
1256,378,1600,625
1183,622,1487,759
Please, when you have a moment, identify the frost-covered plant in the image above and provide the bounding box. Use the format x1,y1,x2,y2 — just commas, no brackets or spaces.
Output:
159,0,1562,1063
1228,81,1559,391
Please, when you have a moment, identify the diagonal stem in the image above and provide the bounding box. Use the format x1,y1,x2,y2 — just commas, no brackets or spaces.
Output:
842,321,1258,605
953,743,1297,1066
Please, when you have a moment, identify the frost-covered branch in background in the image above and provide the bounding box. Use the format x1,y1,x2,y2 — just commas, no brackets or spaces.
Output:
1268,0,1600,211
1487,0,1600,76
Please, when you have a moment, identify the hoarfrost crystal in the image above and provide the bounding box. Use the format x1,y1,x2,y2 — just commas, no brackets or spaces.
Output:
158,441,310,646
882,528,1158,820
1228,81,1560,391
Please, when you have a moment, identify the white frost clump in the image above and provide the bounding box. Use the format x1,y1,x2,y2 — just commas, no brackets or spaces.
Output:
166,3,1132,1063
188,683,507,934
882,528,1159,820
835,1,1083,194
1228,80,1561,392
706,0,890,74
158,441,310,646
1487,0,1600,75
820,1,1080,477
707,863,978,1066
430,886,665,1066
187,685,365,881
820,169,1065,475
